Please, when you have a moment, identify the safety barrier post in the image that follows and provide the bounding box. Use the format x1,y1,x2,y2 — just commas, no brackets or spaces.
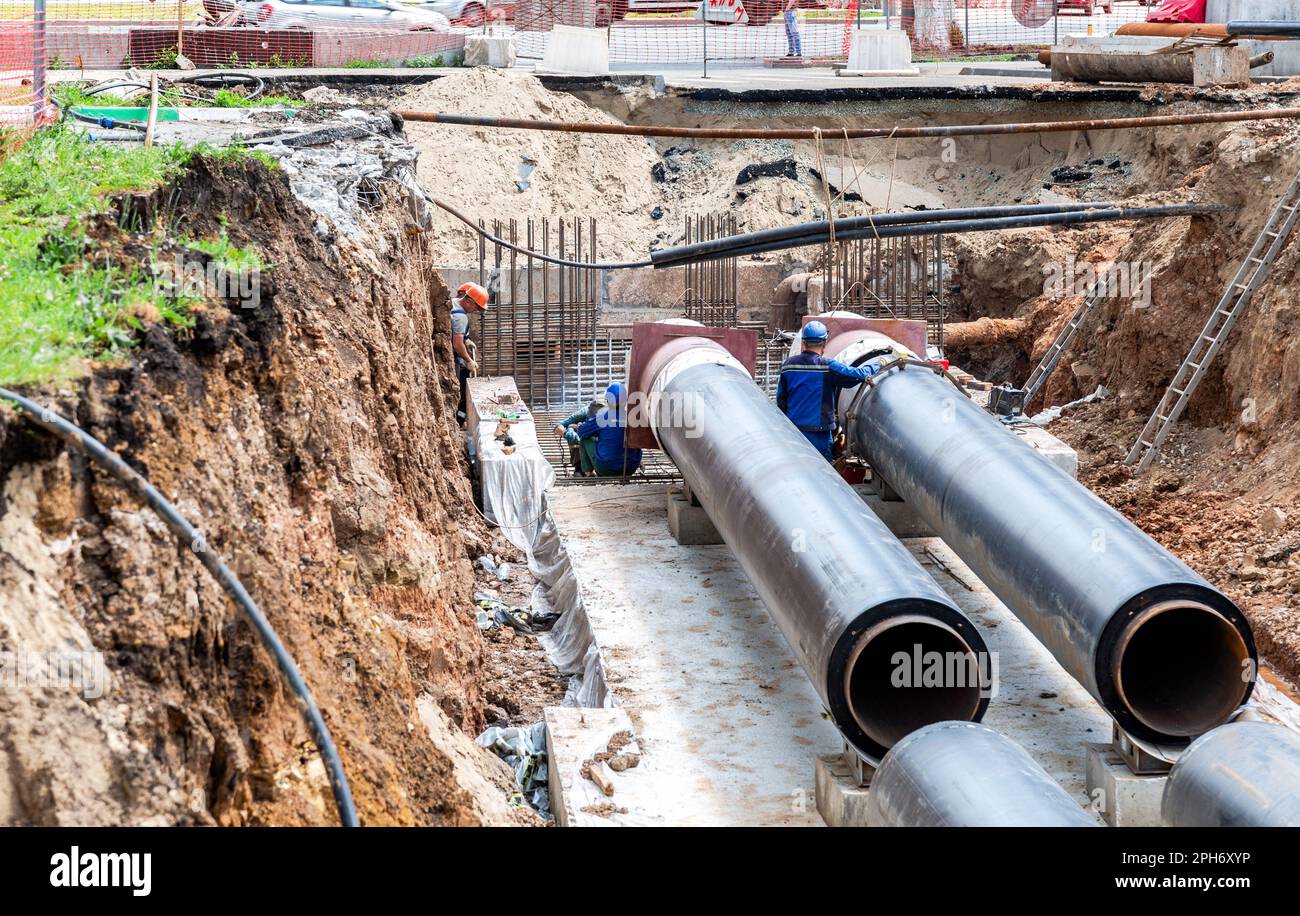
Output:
702,4,708,78
33,0,47,114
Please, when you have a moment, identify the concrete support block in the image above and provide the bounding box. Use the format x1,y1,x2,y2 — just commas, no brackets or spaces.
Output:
539,25,609,76
840,29,919,77
1085,743,1167,828
854,486,936,539
814,753,875,827
667,493,723,546
464,34,516,68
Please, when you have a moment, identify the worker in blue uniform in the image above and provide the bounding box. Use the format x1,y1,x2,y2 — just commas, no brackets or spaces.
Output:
576,382,643,477
776,321,878,462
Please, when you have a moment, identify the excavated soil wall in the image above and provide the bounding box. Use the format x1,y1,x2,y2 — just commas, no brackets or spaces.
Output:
0,156,534,826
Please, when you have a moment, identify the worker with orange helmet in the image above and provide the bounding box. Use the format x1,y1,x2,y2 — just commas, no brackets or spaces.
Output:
451,281,489,426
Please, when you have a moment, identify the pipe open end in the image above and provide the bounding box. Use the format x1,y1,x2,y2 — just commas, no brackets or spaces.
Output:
1114,601,1252,738
843,615,985,751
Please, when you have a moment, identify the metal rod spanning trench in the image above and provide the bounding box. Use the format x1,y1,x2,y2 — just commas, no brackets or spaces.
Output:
0,388,359,827
863,722,1098,827
396,108,1300,141
826,324,1257,746
644,330,991,762
1162,720,1300,827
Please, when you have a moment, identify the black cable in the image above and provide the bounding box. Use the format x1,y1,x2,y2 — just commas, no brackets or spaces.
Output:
0,387,359,827
435,199,655,270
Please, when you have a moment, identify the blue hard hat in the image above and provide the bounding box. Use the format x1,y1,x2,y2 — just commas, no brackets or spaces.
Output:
802,321,829,343
605,382,625,405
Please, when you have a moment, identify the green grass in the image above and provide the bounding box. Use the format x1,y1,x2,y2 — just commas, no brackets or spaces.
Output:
0,126,205,386
343,59,389,69
51,82,304,112
211,88,300,109
181,230,269,274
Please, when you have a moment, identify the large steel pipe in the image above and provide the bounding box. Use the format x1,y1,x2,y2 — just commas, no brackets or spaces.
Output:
829,325,1256,747
646,332,991,761
864,721,1098,827
1162,721,1300,827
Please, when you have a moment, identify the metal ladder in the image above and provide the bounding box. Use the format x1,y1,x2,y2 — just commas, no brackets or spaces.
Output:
1125,169,1300,473
1022,272,1118,406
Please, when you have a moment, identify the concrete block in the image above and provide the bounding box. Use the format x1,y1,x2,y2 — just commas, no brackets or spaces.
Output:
1011,423,1078,479
853,486,936,539
1209,0,1300,77
1085,742,1167,828
814,753,875,827
538,25,609,76
840,29,919,77
545,706,653,826
667,493,723,545
464,34,516,68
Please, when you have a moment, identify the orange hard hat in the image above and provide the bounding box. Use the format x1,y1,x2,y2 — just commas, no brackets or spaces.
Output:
456,282,489,309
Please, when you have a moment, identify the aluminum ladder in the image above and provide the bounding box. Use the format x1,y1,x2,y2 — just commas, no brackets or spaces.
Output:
1125,169,1300,473
1022,270,1120,406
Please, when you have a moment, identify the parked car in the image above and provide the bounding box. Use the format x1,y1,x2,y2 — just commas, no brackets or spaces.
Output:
1057,0,1115,13
417,0,515,25
225,0,452,29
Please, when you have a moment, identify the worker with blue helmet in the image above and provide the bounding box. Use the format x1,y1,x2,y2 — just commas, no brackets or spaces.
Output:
776,320,878,462
576,382,643,476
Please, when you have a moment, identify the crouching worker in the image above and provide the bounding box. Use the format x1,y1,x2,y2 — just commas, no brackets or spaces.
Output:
776,320,877,462
553,398,606,476
575,383,642,477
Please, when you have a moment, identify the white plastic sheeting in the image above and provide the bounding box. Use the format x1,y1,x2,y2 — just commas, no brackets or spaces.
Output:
467,377,611,708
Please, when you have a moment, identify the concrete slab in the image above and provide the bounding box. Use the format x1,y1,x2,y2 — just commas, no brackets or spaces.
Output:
545,706,658,826
1011,422,1079,478
1085,743,1166,828
548,484,1112,826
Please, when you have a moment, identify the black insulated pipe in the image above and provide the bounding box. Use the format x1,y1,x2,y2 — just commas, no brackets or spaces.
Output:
833,334,1256,745
646,336,991,761
1162,720,1300,827
1227,20,1300,38
864,721,1098,827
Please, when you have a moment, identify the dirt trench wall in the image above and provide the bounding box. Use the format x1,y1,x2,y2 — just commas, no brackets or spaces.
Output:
0,157,532,826
949,117,1300,473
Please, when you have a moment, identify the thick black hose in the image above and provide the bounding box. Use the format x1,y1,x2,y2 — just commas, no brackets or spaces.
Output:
650,201,1121,263
651,204,1220,267
0,387,359,827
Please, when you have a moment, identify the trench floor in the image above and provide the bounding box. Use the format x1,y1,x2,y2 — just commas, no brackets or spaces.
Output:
548,482,1116,826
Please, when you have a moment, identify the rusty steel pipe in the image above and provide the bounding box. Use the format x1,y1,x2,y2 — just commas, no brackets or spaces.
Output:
642,323,991,762
396,108,1300,141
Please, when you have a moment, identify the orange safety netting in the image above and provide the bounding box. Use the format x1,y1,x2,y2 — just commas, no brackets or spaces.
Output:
0,0,1156,128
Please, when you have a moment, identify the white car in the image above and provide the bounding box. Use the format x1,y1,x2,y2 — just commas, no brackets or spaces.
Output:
232,0,451,29
417,0,516,25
